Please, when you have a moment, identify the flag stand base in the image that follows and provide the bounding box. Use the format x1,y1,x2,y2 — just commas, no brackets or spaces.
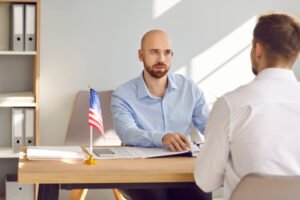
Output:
84,155,97,165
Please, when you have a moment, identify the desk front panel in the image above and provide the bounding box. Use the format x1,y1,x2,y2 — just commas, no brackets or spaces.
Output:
18,150,195,184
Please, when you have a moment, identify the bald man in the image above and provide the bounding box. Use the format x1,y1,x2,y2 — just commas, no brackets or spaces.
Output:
111,30,211,200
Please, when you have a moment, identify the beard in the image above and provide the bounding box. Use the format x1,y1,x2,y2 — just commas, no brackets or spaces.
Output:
144,62,170,79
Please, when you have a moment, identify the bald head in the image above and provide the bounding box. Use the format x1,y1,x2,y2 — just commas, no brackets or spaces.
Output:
138,30,173,79
140,30,172,50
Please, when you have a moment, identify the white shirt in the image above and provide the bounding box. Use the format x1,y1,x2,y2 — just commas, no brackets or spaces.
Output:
194,68,300,200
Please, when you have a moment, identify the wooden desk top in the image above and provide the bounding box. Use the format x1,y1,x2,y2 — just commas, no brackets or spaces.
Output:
18,148,196,184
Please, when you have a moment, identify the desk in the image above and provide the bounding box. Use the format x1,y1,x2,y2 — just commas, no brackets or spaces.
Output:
18,148,197,200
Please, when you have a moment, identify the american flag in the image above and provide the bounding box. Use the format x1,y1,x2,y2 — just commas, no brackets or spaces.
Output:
88,88,104,136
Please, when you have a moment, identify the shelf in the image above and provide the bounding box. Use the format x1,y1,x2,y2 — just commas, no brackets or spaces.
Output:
0,0,37,3
0,51,36,55
0,0,39,196
0,147,19,158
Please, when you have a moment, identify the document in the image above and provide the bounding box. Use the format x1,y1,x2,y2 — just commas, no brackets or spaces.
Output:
27,146,86,160
0,92,34,104
88,145,201,159
26,146,201,160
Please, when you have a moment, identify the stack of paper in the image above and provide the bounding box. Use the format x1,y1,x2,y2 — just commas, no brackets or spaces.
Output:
0,91,35,105
88,146,201,159
27,146,86,160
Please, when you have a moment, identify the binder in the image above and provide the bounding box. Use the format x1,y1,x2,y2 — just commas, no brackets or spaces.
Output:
12,108,24,153
24,108,35,146
10,4,24,51
6,174,34,200
24,4,36,51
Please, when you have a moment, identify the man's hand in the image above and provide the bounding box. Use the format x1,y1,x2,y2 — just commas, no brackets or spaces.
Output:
162,133,191,152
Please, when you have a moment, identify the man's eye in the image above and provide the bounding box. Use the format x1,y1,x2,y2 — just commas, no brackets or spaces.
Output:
165,50,172,55
150,49,159,54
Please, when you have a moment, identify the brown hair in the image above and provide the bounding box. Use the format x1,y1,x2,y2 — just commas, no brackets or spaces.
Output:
253,12,300,65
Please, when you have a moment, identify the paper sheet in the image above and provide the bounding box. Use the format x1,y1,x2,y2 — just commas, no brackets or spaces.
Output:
27,146,86,160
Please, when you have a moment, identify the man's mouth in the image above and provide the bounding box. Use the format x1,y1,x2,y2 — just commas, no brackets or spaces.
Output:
154,63,166,68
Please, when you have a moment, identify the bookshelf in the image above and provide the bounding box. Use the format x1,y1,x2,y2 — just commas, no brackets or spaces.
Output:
0,0,39,199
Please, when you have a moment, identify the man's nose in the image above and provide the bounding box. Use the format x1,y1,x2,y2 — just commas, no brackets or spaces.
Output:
157,52,166,62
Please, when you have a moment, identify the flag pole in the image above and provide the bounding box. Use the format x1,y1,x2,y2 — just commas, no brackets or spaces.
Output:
85,129,96,164
84,126,96,165
90,126,93,154
84,85,97,165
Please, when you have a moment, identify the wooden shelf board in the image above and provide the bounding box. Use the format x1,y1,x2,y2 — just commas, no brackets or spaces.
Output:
0,147,19,158
0,51,36,55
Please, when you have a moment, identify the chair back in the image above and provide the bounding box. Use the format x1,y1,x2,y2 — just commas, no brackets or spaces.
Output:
64,90,121,146
230,173,300,200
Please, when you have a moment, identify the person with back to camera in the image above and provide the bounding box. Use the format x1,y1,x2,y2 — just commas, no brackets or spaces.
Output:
194,12,300,200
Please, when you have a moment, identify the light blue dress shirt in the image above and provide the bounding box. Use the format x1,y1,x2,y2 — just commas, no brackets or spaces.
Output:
111,72,209,148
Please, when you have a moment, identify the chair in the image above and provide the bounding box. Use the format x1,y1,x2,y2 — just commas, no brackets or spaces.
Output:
230,173,300,200
64,90,122,200
65,90,121,146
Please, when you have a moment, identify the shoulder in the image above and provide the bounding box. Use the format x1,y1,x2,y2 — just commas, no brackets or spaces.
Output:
113,76,139,97
222,81,258,110
169,73,205,100
169,73,193,83
170,73,200,89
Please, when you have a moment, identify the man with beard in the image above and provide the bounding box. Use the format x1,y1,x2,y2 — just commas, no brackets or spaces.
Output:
194,12,300,200
111,30,211,200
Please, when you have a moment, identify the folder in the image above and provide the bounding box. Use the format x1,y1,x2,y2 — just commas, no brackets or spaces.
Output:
10,4,24,51
24,4,36,51
6,174,34,200
24,108,35,146
12,108,24,153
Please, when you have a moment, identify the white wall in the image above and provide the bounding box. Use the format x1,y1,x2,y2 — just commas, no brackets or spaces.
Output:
41,1,300,199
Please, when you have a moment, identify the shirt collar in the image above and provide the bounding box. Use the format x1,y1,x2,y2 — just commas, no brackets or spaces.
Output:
137,72,179,100
255,68,297,82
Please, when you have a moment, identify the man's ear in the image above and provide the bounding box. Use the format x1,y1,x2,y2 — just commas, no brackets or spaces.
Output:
255,42,264,59
138,49,143,61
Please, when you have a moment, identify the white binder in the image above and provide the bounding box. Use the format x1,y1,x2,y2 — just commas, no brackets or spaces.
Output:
12,108,24,153
24,4,36,51
11,4,24,51
24,108,35,146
